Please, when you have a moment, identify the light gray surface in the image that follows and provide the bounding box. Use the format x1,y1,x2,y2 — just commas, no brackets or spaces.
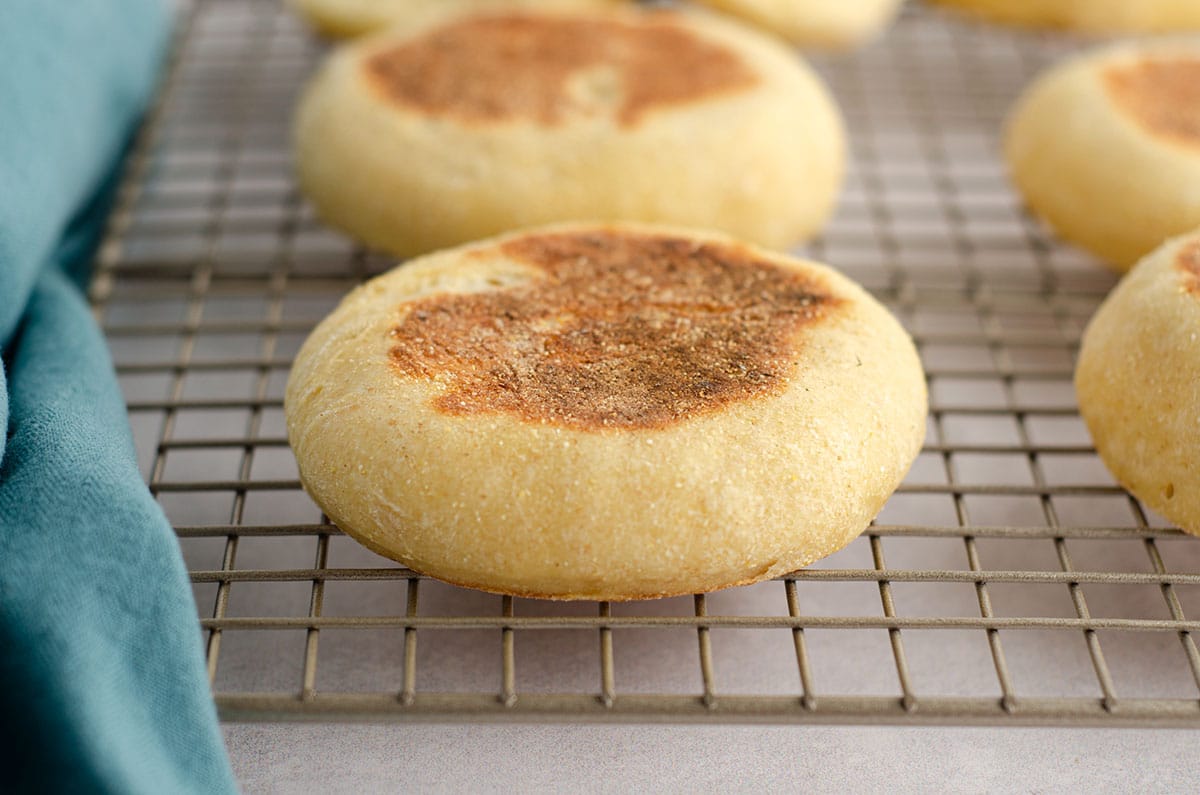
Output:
225,723,1196,793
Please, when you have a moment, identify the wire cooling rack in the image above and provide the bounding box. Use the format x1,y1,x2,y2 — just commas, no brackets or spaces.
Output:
89,0,1200,726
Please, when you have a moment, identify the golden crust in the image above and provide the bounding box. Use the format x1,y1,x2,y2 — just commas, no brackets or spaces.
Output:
1102,59,1200,150
385,229,846,430
1179,239,1200,293
293,6,845,258
1005,40,1200,271
361,13,760,128
284,223,928,600
1076,230,1200,536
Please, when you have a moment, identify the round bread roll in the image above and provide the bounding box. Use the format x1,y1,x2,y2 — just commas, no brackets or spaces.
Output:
287,0,624,38
694,0,905,49
1005,40,1200,271
931,0,1200,33
293,7,846,258
285,224,927,600
1076,230,1200,536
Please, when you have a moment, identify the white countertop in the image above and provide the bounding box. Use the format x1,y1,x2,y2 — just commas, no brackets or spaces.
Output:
226,723,1197,792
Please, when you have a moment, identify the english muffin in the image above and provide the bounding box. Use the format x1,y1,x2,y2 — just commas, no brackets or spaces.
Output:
1005,39,1200,271
293,7,846,258
932,0,1200,33
694,0,905,49
285,224,928,600
1076,230,1200,535
288,0,624,38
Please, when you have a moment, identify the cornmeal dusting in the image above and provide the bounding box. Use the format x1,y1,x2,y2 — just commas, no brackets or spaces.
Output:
387,230,843,430
364,13,759,127
1104,58,1200,148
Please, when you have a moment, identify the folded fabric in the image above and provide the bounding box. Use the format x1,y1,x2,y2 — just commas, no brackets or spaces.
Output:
0,1,237,792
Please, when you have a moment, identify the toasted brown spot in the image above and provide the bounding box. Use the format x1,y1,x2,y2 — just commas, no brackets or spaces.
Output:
1178,239,1200,293
387,230,844,430
364,13,759,127
1104,58,1200,148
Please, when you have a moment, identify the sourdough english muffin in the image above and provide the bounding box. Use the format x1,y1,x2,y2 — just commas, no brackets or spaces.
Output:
694,0,904,49
932,0,1200,32
293,7,845,258
1076,231,1200,536
285,224,927,600
287,0,623,38
1005,40,1200,270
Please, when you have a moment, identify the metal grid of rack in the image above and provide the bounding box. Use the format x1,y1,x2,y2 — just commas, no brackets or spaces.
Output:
90,0,1200,726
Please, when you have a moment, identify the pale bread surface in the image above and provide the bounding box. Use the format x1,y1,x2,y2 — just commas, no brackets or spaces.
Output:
287,0,623,38
1076,230,1200,536
293,6,845,258
695,0,904,49
1004,39,1200,271
284,223,927,600
932,0,1200,32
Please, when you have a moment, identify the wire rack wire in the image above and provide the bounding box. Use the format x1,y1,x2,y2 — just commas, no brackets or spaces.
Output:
89,0,1200,726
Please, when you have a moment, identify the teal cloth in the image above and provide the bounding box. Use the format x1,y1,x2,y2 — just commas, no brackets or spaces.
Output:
0,1,238,792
